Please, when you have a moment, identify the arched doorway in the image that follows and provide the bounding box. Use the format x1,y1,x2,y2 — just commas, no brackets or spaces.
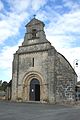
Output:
30,78,40,101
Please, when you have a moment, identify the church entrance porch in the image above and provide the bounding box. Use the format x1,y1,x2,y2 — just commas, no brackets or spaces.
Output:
22,72,48,103
30,78,40,101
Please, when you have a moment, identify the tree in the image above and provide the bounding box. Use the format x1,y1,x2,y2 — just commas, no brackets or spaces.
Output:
2,81,8,91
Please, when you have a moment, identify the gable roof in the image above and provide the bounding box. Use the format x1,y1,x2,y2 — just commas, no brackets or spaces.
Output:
25,18,45,27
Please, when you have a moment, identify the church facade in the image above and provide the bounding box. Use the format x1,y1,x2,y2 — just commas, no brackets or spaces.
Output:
12,17,77,103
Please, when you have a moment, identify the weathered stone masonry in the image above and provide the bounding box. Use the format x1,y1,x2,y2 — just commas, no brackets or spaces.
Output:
12,17,77,103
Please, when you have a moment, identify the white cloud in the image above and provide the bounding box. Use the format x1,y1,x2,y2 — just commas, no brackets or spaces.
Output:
47,34,80,81
31,0,47,11
7,0,31,13
46,9,80,34
0,39,23,69
63,0,80,11
0,0,31,45
0,0,49,45
45,6,80,50
43,2,80,81
0,0,80,82
0,0,4,11
7,0,48,14
0,39,23,81
0,10,28,44
59,47,80,81
46,33,80,81
0,17,18,44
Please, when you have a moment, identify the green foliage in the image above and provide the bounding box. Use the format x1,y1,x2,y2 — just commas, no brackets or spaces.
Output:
2,81,8,91
0,80,12,91
0,81,8,91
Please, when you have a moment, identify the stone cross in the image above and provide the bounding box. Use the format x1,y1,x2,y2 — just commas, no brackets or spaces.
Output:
33,15,36,18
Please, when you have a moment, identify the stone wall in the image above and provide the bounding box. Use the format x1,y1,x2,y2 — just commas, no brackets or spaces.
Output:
12,40,57,103
56,53,77,103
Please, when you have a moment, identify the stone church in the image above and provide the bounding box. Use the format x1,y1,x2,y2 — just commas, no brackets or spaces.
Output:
12,17,77,103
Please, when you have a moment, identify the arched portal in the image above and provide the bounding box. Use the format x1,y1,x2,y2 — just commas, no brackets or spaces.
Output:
22,71,48,102
30,78,40,101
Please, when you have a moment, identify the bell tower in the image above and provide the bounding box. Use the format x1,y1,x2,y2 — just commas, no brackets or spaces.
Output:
22,17,47,46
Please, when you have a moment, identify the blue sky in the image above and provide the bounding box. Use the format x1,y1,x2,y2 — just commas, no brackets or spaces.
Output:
0,0,80,82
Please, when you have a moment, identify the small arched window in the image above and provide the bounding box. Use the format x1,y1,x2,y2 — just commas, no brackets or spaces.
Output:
32,29,37,38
